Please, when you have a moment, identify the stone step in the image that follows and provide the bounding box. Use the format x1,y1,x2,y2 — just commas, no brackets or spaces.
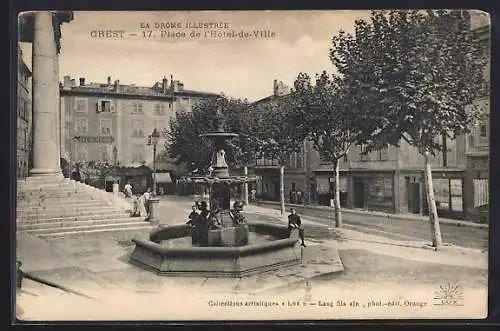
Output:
26,221,151,236
17,197,106,206
18,176,66,184
17,201,111,212
17,210,131,225
16,189,89,197
37,225,153,239
17,182,74,190
18,217,142,231
17,206,123,219
17,198,100,208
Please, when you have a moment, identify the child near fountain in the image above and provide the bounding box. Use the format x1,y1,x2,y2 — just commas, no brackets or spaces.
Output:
186,205,199,227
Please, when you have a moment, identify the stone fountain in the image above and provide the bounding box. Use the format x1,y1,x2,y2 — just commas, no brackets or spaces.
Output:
130,102,303,277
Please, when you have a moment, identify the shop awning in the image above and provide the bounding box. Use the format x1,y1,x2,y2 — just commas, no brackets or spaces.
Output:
105,176,120,182
155,172,172,184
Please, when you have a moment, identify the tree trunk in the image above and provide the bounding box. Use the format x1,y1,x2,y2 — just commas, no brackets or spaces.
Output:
244,166,249,205
423,151,443,248
280,165,285,215
333,158,342,228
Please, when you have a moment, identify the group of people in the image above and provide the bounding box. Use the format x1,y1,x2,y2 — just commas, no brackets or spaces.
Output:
186,200,305,247
186,200,247,230
125,182,153,218
186,200,216,229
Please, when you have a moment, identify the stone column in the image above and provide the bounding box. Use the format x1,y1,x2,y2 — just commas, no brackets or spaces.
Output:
30,12,62,177
55,50,61,166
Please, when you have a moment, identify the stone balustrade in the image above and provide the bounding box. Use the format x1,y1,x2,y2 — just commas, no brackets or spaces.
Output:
70,180,133,213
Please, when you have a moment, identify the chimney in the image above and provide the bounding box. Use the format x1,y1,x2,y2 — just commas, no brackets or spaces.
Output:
70,79,76,87
63,75,71,90
79,77,85,86
114,79,120,92
162,76,168,94
171,80,182,92
107,76,111,85
273,79,278,96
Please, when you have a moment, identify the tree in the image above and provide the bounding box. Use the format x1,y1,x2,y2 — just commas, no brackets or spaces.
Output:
166,104,213,175
291,71,365,228
330,10,488,248
225,98,261,205
165,96,258,178
254,96,305,215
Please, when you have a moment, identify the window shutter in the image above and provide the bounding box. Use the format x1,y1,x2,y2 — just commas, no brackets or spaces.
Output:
96,100,102,113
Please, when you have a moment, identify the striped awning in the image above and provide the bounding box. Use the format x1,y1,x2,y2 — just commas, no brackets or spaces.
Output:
155,172,172,184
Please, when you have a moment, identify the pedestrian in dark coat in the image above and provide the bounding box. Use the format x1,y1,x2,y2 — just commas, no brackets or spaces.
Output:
288,208,306,247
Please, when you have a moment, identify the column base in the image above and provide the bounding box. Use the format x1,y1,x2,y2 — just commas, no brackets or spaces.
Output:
29,169,63,177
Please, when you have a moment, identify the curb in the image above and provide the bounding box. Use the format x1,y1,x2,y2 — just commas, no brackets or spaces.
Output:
257,201,488,229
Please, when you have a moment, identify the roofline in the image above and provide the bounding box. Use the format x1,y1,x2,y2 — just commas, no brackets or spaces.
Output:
253,92,291,104
59,86,220,100
175,91,220,97
60,89,175,101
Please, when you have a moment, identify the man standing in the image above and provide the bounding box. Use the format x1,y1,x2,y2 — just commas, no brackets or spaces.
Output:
186,205,198,224
288,208,306,247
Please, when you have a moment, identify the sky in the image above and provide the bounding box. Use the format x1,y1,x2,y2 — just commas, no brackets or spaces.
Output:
19,10,372,101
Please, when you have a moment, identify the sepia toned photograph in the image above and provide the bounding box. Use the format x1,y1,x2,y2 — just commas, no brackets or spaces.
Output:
15,10,490,321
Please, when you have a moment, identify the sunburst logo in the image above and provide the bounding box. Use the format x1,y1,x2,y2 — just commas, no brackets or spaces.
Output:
433,283,464,306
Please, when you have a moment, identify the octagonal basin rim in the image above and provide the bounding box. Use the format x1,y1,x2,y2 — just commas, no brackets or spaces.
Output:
131,236,299,258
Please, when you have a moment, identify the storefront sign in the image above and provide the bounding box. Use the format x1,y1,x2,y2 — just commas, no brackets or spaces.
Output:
316,177,330,194
76,136,115,144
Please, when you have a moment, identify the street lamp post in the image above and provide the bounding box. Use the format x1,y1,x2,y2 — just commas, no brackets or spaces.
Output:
150,129,160,196
69,136,81,180
147,129,161,224
112,146,118,166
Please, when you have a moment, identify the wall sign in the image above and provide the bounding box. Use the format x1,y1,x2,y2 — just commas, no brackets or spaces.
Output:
76,136,115,144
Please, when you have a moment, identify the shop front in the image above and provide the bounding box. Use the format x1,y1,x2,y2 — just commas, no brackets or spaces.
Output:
119,165,153,195
314,171,349,207
422,170,466,220
350,171,395,213
155,171,174,195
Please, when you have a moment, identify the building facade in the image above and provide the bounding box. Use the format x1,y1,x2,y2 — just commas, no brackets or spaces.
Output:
254,12,490,222
17,45,33,179
251,80,313,202
59,75,219,183
463,12,490,222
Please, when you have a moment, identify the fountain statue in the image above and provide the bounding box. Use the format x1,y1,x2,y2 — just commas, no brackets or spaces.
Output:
185,101,255,247
130,99,304,277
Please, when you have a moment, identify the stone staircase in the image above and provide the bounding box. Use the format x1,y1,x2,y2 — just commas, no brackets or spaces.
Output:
16,176,152,238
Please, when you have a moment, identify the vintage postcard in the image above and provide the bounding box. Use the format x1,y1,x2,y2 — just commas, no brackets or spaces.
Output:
15,10,490,321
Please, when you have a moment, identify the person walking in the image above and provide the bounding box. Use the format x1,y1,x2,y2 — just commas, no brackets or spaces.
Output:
143,187,152,215
124,181,133,198
288,208,306,247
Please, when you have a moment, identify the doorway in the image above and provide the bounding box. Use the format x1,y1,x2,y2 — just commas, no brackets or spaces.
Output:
408,182,421,214
353,178,365,208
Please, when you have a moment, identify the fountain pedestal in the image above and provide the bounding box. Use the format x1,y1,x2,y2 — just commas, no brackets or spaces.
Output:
207,223,249,247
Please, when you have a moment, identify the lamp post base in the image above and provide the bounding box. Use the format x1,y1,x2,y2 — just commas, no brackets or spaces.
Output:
147,197,161,224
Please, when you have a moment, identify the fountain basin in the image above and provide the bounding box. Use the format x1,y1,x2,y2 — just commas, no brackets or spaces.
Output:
130,221,302,277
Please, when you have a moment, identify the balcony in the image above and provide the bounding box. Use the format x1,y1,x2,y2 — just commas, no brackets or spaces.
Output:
255,158,280,168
